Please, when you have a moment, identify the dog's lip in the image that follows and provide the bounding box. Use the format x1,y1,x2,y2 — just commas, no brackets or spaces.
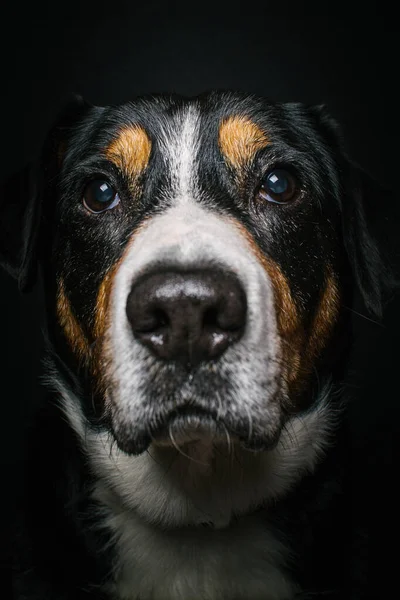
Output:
146,407,281,453
151,408,226,446
112,403,284,456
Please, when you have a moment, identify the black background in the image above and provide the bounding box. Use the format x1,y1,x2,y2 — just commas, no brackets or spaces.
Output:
0,1,398,586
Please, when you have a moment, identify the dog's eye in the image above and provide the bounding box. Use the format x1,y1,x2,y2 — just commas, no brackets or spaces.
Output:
258,169,298,204
83,180,120,214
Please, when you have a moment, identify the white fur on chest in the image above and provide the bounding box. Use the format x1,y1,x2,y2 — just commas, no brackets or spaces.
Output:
97,484,297,600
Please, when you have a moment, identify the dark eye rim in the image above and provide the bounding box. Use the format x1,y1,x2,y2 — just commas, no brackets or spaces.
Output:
82,178,121,215
257,167,301,205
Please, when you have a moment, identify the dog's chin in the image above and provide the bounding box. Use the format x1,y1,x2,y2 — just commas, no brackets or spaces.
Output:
112,410,283,458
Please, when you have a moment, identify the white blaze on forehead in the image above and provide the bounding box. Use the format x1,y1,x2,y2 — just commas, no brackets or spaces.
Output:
158,104,201,202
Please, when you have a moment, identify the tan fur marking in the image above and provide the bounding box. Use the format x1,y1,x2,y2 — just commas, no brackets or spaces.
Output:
90,265,120,390
230,219,302,388
231,219,341,395
91,219,152,397
219,116,269,171
261,257,303,389
94,267,118,343
56,279,90,363
306,270,340,361
105,125,151,180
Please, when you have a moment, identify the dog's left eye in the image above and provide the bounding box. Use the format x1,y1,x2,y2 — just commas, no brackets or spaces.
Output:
258,169,298,204
83,180,120,214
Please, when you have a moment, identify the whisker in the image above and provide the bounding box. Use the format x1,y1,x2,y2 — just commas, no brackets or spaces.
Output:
168,425,209,466
215,391,223,420
221,422,232,456
313,364,321,396
279,422,294,453
343,305,385,327
145,447,163,467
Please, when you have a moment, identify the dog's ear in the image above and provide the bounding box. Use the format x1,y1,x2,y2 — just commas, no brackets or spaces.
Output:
340,165,397,319
311,104,398,319
0,94,91,292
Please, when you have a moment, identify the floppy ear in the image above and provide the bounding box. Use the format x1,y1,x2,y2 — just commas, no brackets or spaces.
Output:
0,94,91,292
311,104,398,319
340,165,398,319
0,162,41,291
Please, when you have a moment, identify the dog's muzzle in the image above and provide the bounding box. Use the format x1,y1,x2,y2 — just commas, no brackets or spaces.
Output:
105,204,284,457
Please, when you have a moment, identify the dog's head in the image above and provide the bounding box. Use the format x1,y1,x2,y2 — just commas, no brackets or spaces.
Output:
0,91,394,526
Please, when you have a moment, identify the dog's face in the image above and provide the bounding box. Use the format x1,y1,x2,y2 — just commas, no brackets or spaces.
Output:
0,91,391,527
52,93,347,453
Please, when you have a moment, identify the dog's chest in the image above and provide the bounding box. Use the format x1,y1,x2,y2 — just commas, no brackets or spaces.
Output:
101,501,297,600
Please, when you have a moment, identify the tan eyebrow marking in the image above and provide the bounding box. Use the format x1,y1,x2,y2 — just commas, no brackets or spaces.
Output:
218,116,269,171
105,125,152,179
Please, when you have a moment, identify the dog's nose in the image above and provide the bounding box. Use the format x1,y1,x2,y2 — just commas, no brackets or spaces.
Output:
126,269,247,365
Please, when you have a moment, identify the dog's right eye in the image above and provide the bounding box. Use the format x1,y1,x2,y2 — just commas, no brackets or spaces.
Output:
258,169,298,205
83,180,120,214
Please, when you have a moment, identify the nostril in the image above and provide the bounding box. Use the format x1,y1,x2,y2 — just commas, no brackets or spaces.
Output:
154,309,169,329
203,304,243,334
131,307,169,334
203,306,219,329
214,291,247,334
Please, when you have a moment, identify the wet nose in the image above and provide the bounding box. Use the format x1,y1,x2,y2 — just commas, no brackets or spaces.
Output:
126,269,247,366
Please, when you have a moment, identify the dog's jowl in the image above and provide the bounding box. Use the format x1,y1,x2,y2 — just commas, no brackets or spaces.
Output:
0,91,393,599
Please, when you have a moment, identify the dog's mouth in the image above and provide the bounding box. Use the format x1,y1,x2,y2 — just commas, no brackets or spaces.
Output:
151,407,230,446
112,404,283,457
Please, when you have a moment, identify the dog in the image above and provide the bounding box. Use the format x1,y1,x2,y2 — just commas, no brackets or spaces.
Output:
0,91,395,599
